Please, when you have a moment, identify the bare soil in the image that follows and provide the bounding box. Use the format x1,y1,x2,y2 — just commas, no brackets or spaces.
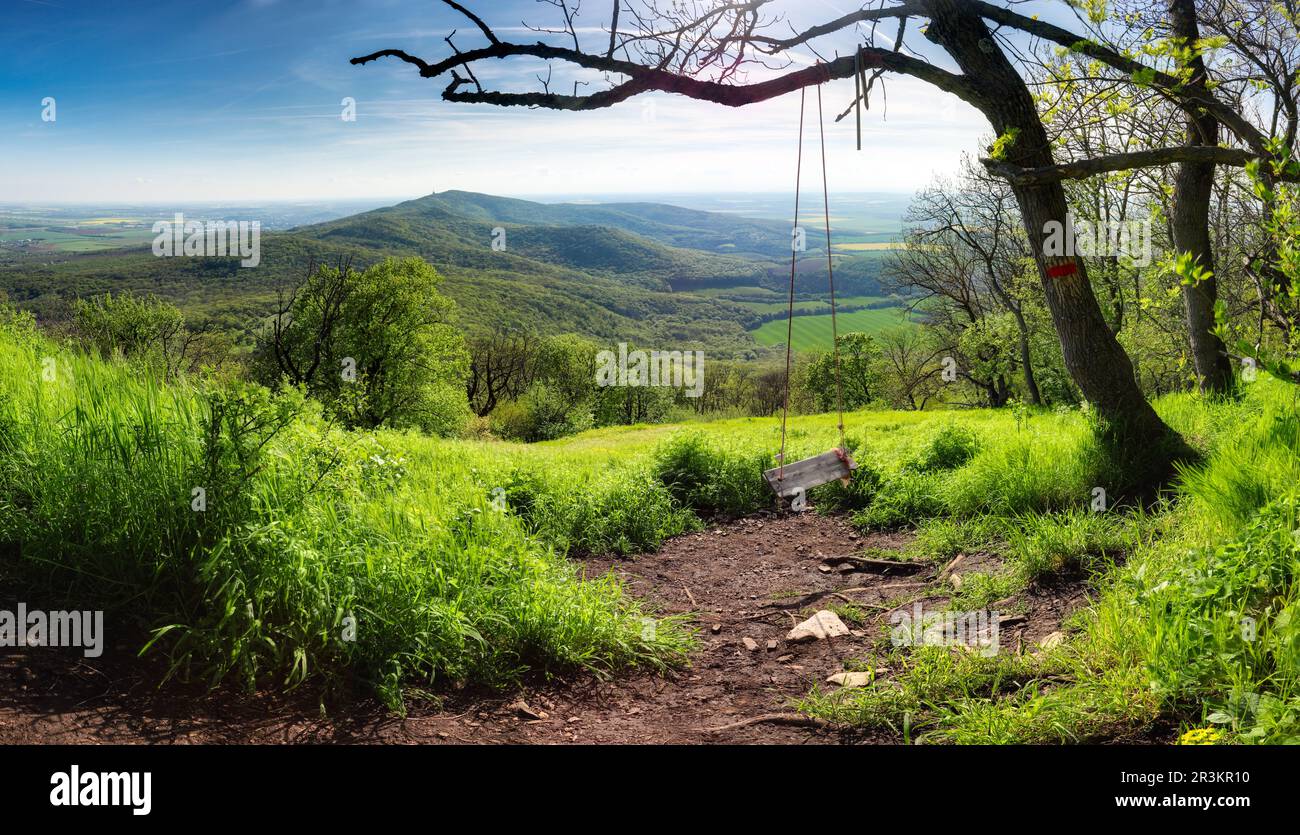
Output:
0,511,1088,744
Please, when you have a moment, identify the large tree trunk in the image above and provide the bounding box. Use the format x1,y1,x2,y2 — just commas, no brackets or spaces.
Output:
1168,0,1234,395
925,0,1174,459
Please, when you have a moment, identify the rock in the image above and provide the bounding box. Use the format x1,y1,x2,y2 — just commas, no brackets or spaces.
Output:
766,639,778,651
786,610,851,642
710,623,721,634
509,700,548,721
949,572,963,590
742,637,759,652
826,671,873,687
818,564,833,574
776,654,794,663
1039,630,1066,649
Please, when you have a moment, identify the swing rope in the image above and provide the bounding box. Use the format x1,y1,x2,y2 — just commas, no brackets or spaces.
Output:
817,81,848,453
776,87,805,483
777,76,847,485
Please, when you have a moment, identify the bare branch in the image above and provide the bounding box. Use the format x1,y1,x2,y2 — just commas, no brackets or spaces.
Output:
981,145,1297,185
442,0,500,45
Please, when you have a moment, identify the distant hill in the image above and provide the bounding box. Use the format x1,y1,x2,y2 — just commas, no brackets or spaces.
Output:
0,191,897,358
295,192,778,290
403,190,793,258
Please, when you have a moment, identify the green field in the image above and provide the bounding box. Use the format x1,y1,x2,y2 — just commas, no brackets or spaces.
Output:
0,225,156,253
750,305,914,349
731,294,890,315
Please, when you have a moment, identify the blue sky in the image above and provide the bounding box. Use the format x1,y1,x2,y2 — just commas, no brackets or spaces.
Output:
0,0,1072,203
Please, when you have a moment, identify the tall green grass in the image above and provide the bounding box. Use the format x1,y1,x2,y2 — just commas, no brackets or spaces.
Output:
0,323,690,710
8,305,1297,740
840,379,1300,743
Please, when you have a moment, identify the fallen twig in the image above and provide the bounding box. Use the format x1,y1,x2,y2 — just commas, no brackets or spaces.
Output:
703,712,834,734
821,555,925,574
829,592,890,609
764,585,905,612
937,554,965,582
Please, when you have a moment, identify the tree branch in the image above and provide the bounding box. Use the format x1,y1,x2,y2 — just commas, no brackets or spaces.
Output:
442,0,499,45
981,145,1295,185
355,39,979,110
969,0,1270,155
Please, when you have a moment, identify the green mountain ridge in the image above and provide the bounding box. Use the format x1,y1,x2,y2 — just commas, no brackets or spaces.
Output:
0,190,892,358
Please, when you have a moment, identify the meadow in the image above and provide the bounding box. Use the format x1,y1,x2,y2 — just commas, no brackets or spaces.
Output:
2,312,1298,741
751,305,915,349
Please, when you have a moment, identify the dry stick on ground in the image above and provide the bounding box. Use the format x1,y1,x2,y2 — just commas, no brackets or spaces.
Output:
829,592,890,609
703,713,835,734
821,555,926,574
936,554,965,583
763,587,893,611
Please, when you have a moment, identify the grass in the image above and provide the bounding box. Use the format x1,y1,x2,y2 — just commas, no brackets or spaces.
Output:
5,307,1300,742
751,306,915,350
0,320,696,711
802,379,1300,744
728,294,891,315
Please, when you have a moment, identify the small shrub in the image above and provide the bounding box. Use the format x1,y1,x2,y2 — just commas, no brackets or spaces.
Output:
906,424,981,473
1005,509,1132,581
853,471,944,529
652,432,769,516
810,460,883,512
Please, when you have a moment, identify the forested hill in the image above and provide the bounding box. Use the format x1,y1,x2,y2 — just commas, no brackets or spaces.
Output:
402,190,795,258
0,191,893,358
294,191,778,290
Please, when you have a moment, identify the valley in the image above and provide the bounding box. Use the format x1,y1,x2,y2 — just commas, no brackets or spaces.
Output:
0,191,913,358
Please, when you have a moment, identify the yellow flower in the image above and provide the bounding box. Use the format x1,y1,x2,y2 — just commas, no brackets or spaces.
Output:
1179,727,1223,745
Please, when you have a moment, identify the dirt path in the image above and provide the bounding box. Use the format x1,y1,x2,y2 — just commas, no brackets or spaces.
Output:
0,511,1083,744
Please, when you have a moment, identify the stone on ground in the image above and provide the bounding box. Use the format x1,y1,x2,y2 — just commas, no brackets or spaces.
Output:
786,610,851,642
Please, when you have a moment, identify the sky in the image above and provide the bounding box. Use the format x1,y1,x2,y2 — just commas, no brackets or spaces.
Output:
0,0,1072,204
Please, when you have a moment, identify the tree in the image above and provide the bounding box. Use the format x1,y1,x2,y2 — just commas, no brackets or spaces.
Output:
255,257,470,435
73,291,230,379
876,326,945,410
803,331,883,412
352,0,1296,474
467,327,539,417
1165,0,1234,393
887,162,1043,406
1194,0,1300,382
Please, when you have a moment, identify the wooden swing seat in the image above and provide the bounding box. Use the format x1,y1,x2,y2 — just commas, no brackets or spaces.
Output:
766,85,857,505
763,447,857,499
